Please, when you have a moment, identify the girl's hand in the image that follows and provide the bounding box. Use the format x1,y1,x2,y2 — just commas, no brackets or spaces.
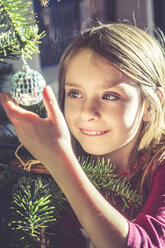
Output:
0,87,129,248
0,86,72,166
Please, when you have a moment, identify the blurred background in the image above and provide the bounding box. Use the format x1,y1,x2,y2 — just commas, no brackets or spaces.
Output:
29,0,164,96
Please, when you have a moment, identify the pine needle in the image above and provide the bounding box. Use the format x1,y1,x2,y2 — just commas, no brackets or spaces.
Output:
0,0,45,60
80,156,144,212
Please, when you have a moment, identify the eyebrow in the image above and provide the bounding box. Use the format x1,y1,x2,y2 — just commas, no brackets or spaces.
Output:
64,80,126,89
65,82,80,87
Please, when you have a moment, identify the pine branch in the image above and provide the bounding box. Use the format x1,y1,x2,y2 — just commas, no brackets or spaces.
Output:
80,156,144,212
10,176,56,247
0,168,20,246
46,178,67,219
0,0,45,60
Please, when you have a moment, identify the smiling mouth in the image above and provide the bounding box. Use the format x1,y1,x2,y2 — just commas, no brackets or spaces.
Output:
80,129,109,136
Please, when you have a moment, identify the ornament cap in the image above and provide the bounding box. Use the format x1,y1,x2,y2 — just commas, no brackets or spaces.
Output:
22,64,30,72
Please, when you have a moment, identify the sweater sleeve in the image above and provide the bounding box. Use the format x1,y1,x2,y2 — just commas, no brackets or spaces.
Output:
127,162,165,248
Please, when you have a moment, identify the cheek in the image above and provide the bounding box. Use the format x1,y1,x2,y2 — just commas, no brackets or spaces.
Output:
122,98,144,129
123,105,138,128
64,98,81,117
64,99,76,128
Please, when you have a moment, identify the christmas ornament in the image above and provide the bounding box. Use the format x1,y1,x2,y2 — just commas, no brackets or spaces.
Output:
10,57,46,106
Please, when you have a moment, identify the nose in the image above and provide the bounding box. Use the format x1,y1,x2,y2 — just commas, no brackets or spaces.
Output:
80,99,101,121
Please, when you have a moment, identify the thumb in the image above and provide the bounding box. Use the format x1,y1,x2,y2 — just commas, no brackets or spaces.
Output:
43,86,71,141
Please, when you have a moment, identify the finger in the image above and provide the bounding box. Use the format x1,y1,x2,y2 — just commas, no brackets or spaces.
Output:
0,93,38,122
43,86,71,142
0,92,13,107
43,86,62,123
0,93,18,118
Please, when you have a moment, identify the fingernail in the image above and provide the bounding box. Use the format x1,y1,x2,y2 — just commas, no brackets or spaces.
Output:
46,86,53,95
44,86,55,99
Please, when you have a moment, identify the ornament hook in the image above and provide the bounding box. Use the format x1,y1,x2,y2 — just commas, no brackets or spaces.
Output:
21,54,30,72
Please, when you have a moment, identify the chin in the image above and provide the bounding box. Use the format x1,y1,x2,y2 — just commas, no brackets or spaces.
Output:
83,147,108,156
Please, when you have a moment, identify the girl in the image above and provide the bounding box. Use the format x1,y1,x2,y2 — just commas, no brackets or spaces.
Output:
1,23,165,248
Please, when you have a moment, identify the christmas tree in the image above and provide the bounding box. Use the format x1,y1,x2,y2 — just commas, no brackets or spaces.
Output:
0,1,144,247
0,1,66,247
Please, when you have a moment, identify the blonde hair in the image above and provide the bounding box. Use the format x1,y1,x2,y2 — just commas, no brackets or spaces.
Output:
58,23,165,188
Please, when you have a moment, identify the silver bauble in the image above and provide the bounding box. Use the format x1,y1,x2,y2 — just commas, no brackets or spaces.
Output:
10,65,46,106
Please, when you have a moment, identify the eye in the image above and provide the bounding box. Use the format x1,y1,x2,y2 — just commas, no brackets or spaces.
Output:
68,90,82,98
102,93,120,101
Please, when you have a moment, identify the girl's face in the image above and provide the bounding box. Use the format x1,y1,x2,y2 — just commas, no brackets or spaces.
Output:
64,48,146,168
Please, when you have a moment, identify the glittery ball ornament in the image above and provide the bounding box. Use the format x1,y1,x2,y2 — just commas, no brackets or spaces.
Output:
10,65,46,106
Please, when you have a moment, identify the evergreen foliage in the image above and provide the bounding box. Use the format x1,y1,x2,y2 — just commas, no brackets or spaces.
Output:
80,157,144,213
0,0,45,60
10,176,56,247
0,168,67,248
